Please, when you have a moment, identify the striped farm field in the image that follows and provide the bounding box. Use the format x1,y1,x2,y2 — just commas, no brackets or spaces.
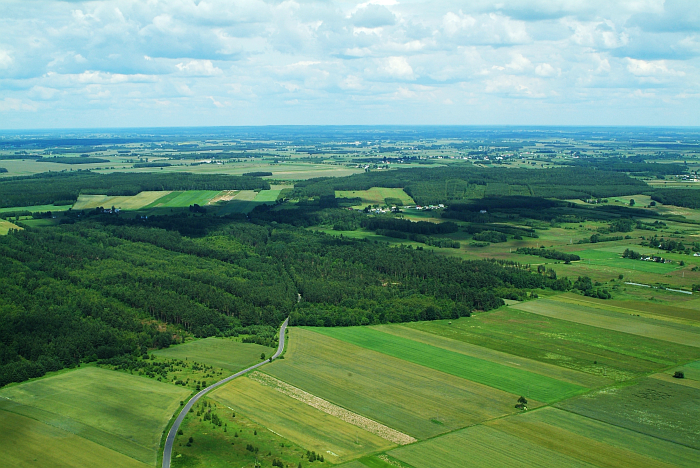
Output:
408,308,700,381
388,424,595,468
372,324,610,389
558,377,700,450
513,297,700,347
210,376,394,462
309,326,587,403
0,367,190,465
253,189,281,202
389,406,700,468
265,328,524,440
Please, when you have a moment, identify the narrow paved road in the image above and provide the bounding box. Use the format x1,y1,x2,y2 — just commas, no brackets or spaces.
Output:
162,318,289,468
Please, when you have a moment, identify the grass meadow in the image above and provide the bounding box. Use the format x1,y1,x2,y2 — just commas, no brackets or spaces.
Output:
153,337,273,373
0,218,20,234
0,367,190,465
309,326,587,403
265,328,522,440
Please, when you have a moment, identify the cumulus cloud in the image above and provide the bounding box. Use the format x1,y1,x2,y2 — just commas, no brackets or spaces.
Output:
0,0,697,126
176,60,223,76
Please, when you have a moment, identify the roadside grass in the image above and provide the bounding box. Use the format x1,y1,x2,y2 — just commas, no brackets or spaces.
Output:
557,377,700,450
0,410,150,468
335,187,414,206
407,307,700,381
0,367,189,465
170,396,319,468
153,337,273,373
210,377,394,462
308,326,587,403
0,218,21,234
513,297,700,347
265,328,522,440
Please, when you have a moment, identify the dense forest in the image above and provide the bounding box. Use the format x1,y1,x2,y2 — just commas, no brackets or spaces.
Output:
651,189,700,209
295,166,648,205
0,209,577,388
0,172,270,208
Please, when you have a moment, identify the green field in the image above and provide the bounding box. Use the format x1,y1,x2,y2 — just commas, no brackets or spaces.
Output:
306,326,586,403
149,190,222,208
407,307,700,382
0,203,73,213
577,248,680,274
265,328,521,440
335,187,415,206
153,337,273,373
73,191,172,210
0,367,190,465
513,297,700,347
558,377,700,450
210,376,394,462
253,189,281,202
0,410,150,468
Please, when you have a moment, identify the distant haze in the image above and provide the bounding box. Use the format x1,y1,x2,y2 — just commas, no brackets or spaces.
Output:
0,0,698,128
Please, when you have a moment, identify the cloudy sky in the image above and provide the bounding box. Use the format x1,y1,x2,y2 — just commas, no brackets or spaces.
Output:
0,0,698,128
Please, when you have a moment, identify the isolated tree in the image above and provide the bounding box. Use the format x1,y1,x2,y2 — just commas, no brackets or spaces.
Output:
674,371,685,379
260,353,266,360
629,199,635,206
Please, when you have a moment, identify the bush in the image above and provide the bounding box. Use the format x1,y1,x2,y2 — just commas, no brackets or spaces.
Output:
674,371,685,379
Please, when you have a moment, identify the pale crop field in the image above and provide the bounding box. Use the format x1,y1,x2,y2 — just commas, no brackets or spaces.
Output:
0,367,190,465
264,328,527,440
310,326,587,403
210,377,394,462
513,298,700,347
335,187,415,206
0,218,21,234
153,337,273,373
73,191,170,210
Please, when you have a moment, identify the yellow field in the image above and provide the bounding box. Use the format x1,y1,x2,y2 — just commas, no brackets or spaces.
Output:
372,324,610,389
0,218,21,234
210,377,394,463
0,410,149,468
263,328,526,440
513,297,700,347
335,187,415,206
72,191,170,210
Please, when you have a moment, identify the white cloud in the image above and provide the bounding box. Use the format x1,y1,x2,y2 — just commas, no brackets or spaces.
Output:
0,50,14,69
535,63,559,77
208,96,225,107
0,98,37,112
176,60,223,76
626,58,684,77
380,56,414,79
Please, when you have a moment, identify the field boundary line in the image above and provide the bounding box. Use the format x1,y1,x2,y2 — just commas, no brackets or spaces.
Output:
249,371,416,445
161,317,288,468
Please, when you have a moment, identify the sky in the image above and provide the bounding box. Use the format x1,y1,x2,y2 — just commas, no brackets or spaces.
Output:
0,0,699,128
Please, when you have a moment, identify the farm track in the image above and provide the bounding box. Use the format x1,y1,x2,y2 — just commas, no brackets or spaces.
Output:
161,318,288,468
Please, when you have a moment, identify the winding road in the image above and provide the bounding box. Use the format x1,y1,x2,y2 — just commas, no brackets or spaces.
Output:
161,317,289,468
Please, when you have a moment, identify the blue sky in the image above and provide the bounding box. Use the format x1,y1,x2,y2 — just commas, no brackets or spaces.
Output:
0,0,698,128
